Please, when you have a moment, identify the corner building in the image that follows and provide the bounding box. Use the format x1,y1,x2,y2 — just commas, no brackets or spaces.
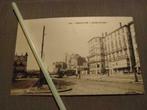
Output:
88,22,141,74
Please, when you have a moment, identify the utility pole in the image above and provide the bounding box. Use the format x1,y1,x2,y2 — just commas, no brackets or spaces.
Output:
38,26,46,87
41,26,45,59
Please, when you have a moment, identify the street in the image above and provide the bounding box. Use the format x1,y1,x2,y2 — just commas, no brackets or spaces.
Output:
60,73,144,95
11,73,144,95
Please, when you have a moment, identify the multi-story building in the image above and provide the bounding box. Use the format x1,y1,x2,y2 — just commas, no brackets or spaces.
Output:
88,37,105,74
88,22,141,74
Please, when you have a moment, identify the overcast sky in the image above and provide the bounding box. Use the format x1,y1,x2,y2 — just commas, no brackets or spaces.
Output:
15,17,133,72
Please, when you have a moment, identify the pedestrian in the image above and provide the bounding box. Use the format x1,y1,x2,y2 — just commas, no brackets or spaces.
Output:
78,70,81,79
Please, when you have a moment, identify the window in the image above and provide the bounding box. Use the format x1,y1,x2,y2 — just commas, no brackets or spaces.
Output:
97,64,100,68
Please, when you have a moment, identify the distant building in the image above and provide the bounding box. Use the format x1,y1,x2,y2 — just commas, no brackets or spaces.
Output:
65,53,87,70
12,53,28,81
65,53,88,76
88,21,141,74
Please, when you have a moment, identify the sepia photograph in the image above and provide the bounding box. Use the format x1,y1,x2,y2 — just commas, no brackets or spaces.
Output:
11,17,144,95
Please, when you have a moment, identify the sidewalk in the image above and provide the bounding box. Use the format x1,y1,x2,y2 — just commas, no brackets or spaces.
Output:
81,73,144,84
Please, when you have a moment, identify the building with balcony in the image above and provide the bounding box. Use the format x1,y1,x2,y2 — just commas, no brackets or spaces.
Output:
88,22,141,74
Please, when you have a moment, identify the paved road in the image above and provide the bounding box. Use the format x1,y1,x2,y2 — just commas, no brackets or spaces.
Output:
60,74,144,95
11,74,144,95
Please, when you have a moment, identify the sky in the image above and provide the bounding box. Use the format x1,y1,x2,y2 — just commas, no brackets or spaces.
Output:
15,17,133,72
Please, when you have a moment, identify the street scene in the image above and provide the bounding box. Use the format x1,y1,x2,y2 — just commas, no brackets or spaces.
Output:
11,17,144,95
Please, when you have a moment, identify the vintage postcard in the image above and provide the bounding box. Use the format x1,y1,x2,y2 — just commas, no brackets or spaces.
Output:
11,17,144,95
